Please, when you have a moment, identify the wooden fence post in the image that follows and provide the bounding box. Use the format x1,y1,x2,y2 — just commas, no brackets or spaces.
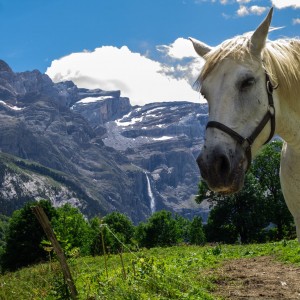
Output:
100,219,109,279
32,205,78,299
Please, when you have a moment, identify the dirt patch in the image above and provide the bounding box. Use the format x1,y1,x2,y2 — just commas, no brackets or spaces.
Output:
210,256,300,299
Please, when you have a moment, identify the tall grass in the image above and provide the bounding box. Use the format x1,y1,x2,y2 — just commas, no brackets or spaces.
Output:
0,240,299,299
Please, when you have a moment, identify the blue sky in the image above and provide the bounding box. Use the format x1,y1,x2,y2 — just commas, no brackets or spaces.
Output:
0,0,299,105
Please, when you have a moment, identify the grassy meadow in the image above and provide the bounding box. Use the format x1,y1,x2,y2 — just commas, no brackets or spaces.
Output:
1,239,300,299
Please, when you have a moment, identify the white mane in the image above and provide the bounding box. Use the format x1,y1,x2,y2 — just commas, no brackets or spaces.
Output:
199,34,300,105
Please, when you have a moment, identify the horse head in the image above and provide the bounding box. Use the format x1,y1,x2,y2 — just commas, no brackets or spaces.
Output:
190,8,276,193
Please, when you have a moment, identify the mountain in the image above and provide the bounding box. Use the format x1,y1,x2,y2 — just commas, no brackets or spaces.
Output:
0,60,209,222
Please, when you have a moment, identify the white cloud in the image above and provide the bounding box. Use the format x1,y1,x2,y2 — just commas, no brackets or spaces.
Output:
237,5,249,16
157,37,198,59
46,41,205,106
198,0,300,6
249,5,268,15
237,5,267,16
237,0,251,3
156,38,204,86
271,0,300,9
293,18,300,25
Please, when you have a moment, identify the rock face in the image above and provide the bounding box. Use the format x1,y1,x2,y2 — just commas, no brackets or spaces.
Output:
72,89,131,126
73,99,209,220
0,155,85,216
102,102,208,218
0,60,209,222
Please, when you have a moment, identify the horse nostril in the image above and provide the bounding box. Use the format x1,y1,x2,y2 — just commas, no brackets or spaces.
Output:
197,149,232,182
215,154,231,177
196,154,202,169
196,154,208,179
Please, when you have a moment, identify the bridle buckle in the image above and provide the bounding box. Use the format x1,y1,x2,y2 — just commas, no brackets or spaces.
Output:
268,105,275,116
241,138,251,149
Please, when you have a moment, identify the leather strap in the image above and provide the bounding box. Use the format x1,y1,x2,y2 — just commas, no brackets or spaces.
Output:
206,73,276,170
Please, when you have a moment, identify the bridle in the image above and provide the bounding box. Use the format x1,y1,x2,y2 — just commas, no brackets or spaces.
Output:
206,72,276,171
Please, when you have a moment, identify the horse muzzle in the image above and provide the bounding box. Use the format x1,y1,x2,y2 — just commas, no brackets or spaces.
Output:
197,145,246,194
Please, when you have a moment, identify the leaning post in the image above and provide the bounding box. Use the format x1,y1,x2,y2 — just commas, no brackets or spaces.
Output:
32,205,78,299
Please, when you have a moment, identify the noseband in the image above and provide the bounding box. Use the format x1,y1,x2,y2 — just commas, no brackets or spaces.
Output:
206,73,276,171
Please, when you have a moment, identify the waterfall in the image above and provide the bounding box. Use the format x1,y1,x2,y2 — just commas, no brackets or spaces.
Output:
145,173,156,214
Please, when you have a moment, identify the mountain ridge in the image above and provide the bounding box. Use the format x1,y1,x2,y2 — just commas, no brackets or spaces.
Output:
0,60,209,222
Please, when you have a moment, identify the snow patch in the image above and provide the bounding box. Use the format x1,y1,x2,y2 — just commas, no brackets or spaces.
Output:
0,100,24,111
115,116,144,126
153,136,173,141
77,96,113,104
146,107,163,114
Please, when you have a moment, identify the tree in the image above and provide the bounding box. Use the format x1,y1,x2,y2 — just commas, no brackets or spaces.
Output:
1,200,57,271
0,215,9,249
174,214,191,243
136,210,179,248
0,214,9,271
51,204,92,255
91,212,135,255
202,173,269,243
89,216,102,256
189,216,206,245
252,140,294,239
104,212,135,244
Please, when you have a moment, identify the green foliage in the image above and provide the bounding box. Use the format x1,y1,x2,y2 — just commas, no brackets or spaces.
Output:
252,140,294,239
0,215,9,248
0,215,9,270
89,216,102,256
1,200,57,271
136,210,180,248
91,212,135,255
1,240,300,299
174,214,191,243
135,212,206,248
52,204,93,256
104,212,135,244
205,173,269,243
189,216,206,245
49,273,71,300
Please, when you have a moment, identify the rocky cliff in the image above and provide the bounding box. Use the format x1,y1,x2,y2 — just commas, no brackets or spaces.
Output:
72,95,209,220
0,60,209,222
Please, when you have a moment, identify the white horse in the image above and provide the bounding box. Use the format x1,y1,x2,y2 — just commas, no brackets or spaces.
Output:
190,8,300,241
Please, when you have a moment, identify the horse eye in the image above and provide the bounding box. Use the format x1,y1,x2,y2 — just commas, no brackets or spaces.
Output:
240,77,255,91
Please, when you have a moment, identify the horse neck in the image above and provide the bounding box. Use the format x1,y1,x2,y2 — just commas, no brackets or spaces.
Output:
276,88,300,151
268,40,300,149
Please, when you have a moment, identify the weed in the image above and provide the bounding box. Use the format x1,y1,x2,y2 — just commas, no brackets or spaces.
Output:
0,240,300,299
212,244,222,256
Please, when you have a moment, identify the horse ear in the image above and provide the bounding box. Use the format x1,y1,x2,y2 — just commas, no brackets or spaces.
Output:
189,37,212,57
250,7,273,56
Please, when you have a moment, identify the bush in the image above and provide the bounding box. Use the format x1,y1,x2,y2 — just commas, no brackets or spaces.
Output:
136,210,180,248
1,200,57,271
51,204,93,256
91,212,135,255
189,216,206,245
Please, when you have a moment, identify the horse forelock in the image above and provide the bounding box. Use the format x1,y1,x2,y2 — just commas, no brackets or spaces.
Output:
198,34,300,104
199,33,253,82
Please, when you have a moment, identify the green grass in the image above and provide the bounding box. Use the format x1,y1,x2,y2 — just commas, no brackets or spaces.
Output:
1,240,300,299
